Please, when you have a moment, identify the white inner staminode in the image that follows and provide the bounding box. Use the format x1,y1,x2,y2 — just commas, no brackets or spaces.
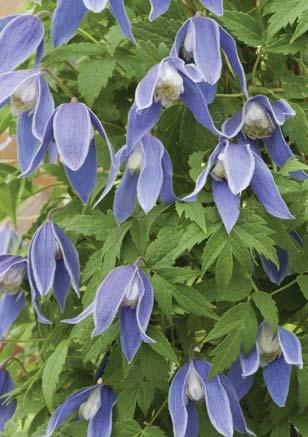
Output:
122,278,140,309
186,366,205,401
183,23,194,61
79,387,101,421
154,63,184,108
55,240,63,261
0,264,26,294
243,102,274,139
127,146,143,174
11,78,38,116
258,323,281,367
211,153,226,181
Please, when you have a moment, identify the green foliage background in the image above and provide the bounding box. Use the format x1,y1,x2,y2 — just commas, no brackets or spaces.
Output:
1,0,308,435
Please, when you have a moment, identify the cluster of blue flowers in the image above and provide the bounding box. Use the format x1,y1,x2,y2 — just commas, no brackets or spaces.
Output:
0,1,304,436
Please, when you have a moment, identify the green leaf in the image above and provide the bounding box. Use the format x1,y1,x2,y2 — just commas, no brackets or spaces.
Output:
202,226,227,273
264,0,308,37
283,103,308,154
221,11,264,47
172,284,218,320
112,420,141,437
151,274,173,322
43,42,104,66
143,426,167,437
137,382,155,416
116,385,139,420
215,242,233,291
147,326,179,365
297,365,308,412
42,341,69,412
252,291,279,331
297,275,308,299
78,59,117,106
176,201,207,232
209,327,243,377
291,10,308,41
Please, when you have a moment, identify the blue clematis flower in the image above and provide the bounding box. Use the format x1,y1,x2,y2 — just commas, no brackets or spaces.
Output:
0,14,44,74
0,68,55,172
20,100,115,203
260,232,302,286
0,367,17,432
0,255,26,338
52,0,135,46
28,220,80,321
229,322,303,407
41,359,116,437
182,139,293,233
94,133,177,222
170,15,247,95
150,0,223,20
126,57,223,153
168,359,253,437
222,95,307,180
63,259,154,363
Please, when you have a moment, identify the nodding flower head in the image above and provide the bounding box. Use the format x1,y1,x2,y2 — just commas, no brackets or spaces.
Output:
79,387,102,421
10,78,38,116
258,323,281,367
243,101,275,139
127,146,143,174
154,63,184,108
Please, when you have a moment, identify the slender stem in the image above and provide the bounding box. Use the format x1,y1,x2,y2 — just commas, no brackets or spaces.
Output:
78,28,105,50
44,68,74,99
216,93,243,98
271,278,298,296
140,399,168,435
252,50,262,86
3,357,29,376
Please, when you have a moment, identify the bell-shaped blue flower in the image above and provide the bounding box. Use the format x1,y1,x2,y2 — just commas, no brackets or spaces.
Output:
150,0,223,20
0,367,16,432
168,359,253,437
52,0,135,46
63,259,154,363
20,100,115,203
230,322,303,407
126,57,222,153
0,68,55,172
28,220,80,315
170,15,247,95
0,14,44,74
182,139,293,233
222,95,307,180
42,383,116,437
0,255,26,338
94,133,177,222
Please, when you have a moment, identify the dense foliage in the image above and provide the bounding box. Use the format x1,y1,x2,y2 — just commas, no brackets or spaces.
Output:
0,0,308,436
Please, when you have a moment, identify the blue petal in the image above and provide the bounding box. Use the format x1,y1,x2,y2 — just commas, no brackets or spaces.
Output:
53,260,71,311
0,293,25,338
65,140,97,203
0,368,16,433
260,247,290,285
17,112,39,173
160,148,177,204
113,168,138,223
200,0,223,15
240,345,260,377
52,0,87,47
88,386,116,437
120,307,142,363
263,357,291,407
224,142,255,195
149,0,170,20
136,269,154,343
212,179,240,233
32,74,55,141
168,362,190,437
228,360,254,401
109,0,135,43
278,328,303,368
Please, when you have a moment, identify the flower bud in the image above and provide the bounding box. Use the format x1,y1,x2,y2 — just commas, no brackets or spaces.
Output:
155,63,184,108
258,323,281,367
243,102,274,139
0,264,26,294
122,278,139,308
186,366,204,401
10,78,37,116
211,153,226,180
79,387,101,421
127,146,143,174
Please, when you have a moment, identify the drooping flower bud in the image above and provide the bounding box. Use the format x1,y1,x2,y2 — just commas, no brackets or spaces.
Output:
10,78,38,116
243,102,274,139
258,323,281,367
79,387,101,421
0,263,26,294
186,365,205,401
127,146,143,174
155,63,184,108
211,153,226,180
122,279,140,308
